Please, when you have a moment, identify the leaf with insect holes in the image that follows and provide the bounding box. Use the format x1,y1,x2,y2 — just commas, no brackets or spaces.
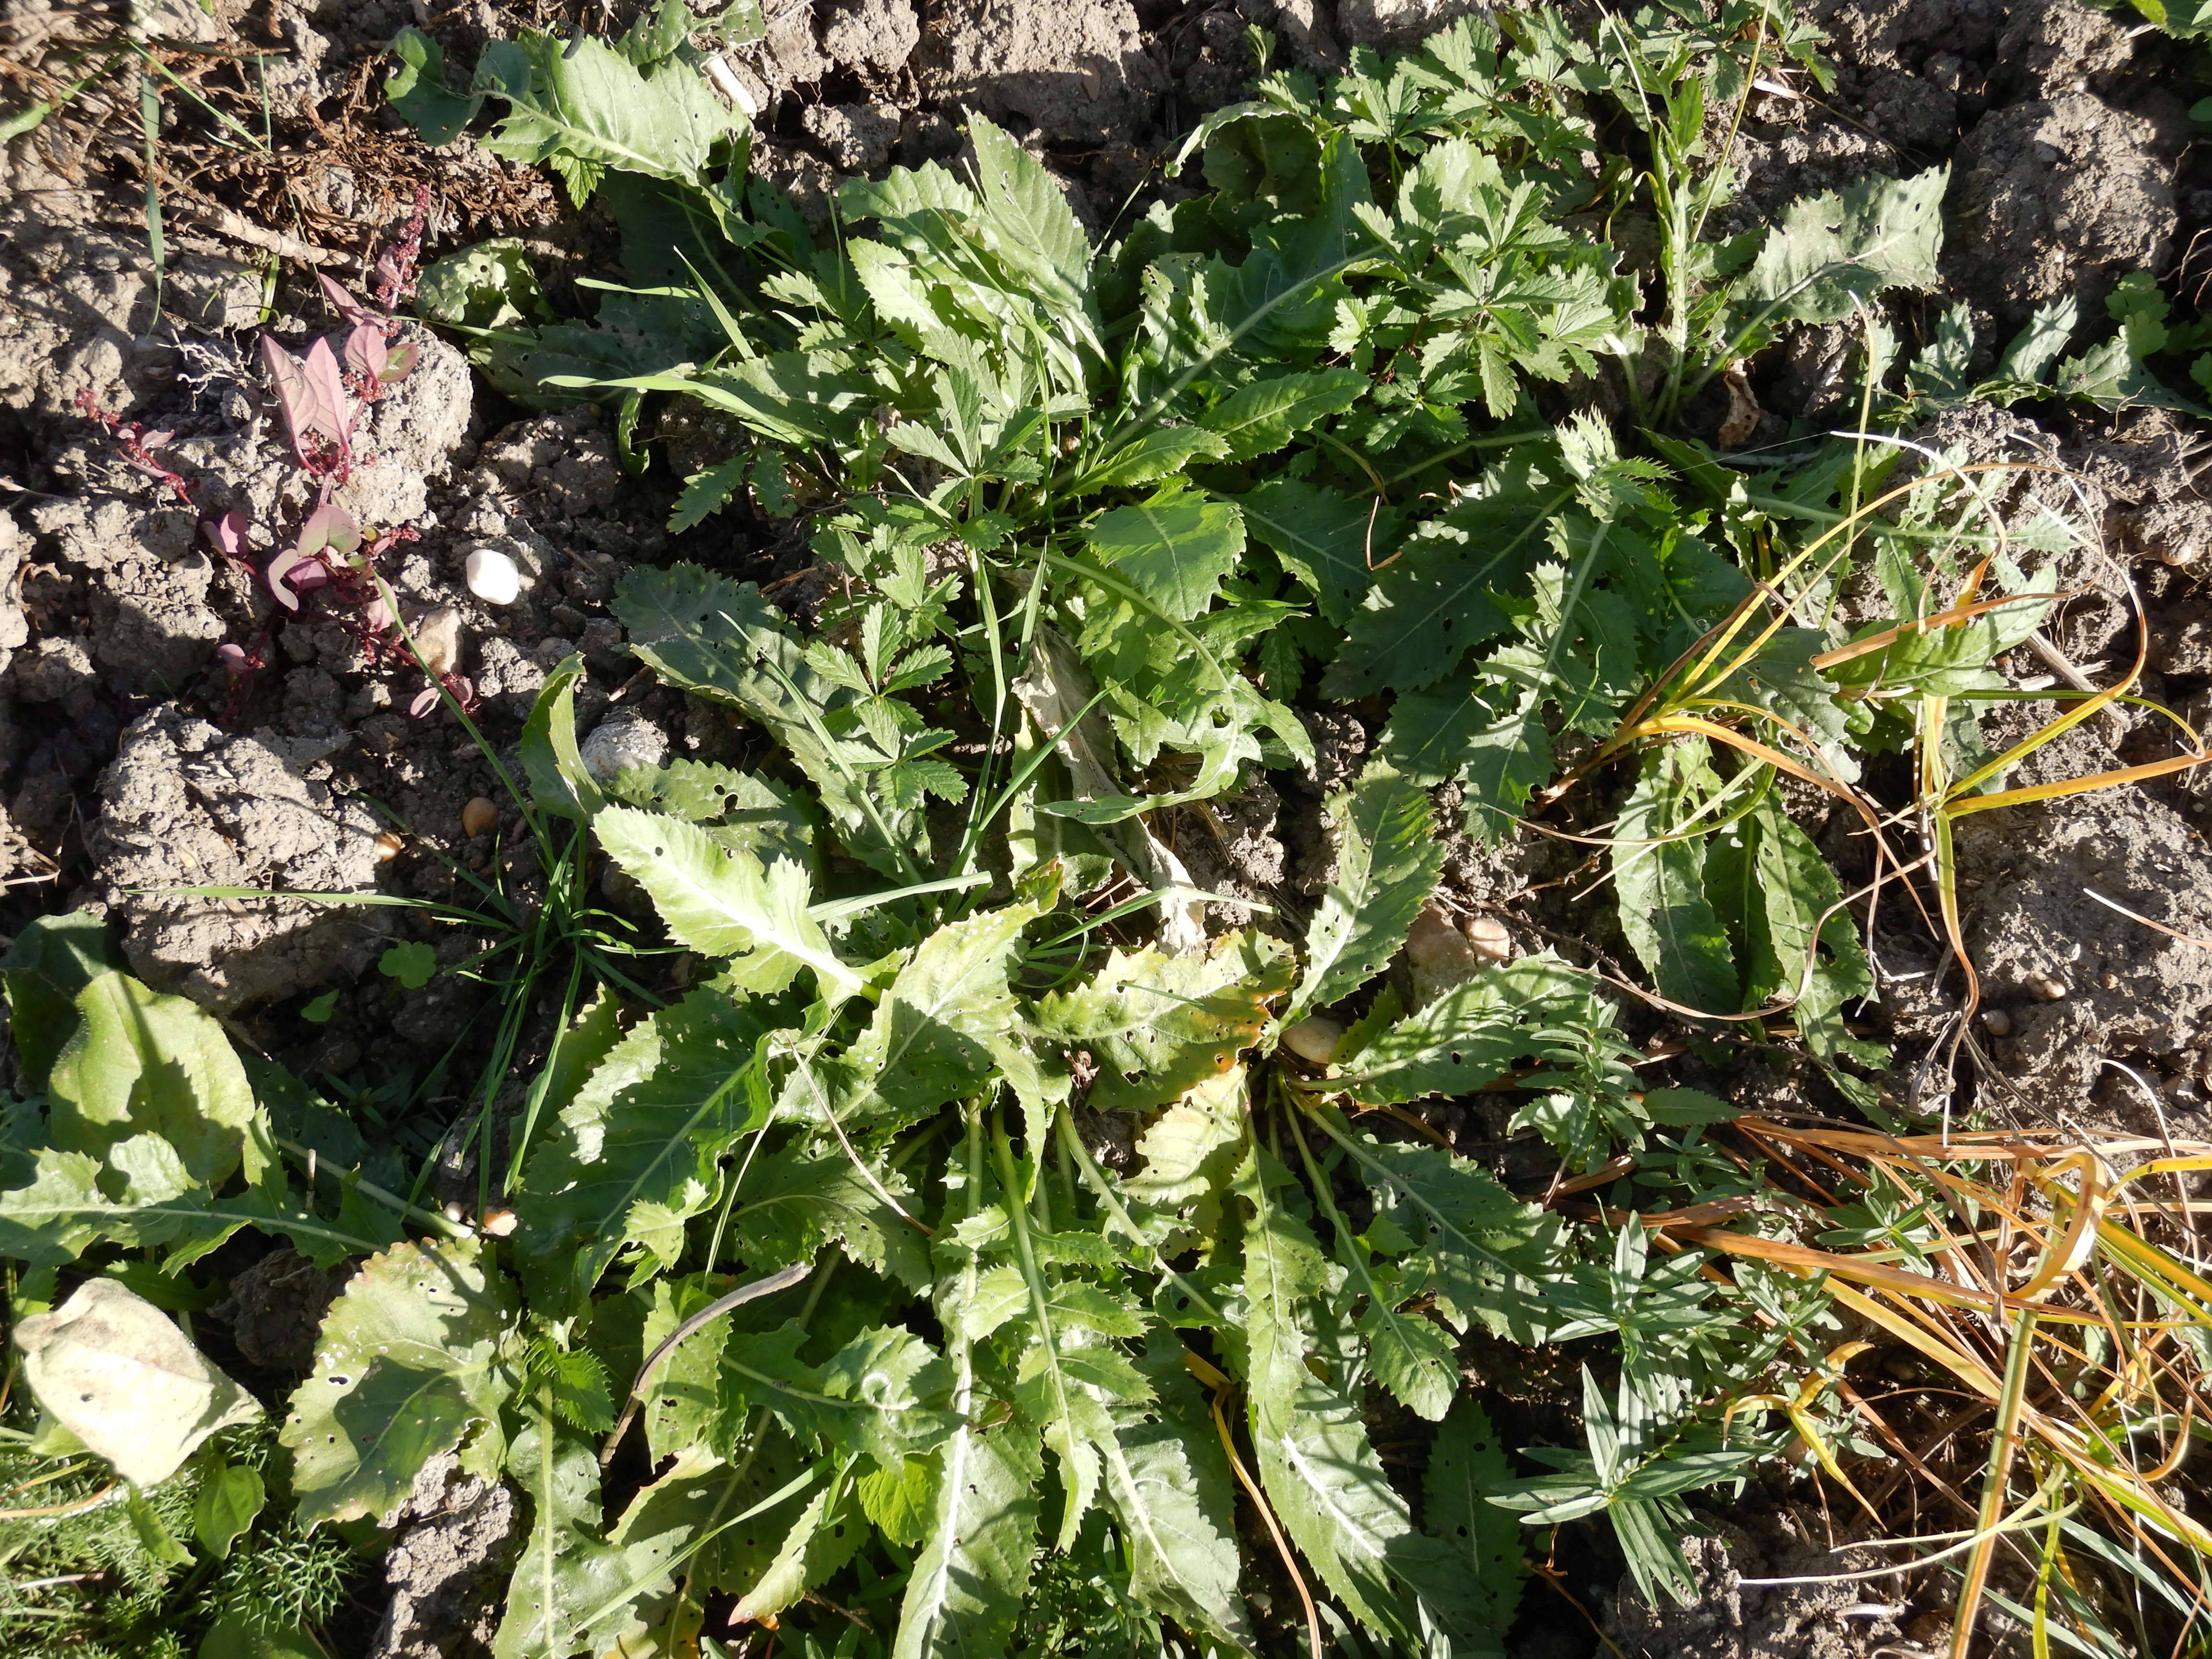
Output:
1423,1398,1527,1638
733,1458,869,1623
727,1135,932,1290
492,1412,690,1659
511,986,780,1314
283,1237,515,1529
1287,764,1443,1023
719,1321,961,1470
1037,930,1294,1113
593,807,862,1001
892,1423,1044,1659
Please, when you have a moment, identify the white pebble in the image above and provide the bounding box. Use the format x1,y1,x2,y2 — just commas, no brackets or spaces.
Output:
1283,1017,1345,1066
465,546,522,606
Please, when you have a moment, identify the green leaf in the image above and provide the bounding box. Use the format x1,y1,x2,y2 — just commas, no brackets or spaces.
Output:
1085,496,1247,623
1423,1398,1527,1643
1200,367,1366,462
494,1410,689,1659
595,806,863,1000
603,759,815,871
472,32,745,197
518,655,607,821
1,911,123,1090
1611,743,1738,1013
193,1460,266,1561
1750,793,1874,1058
1334,954,1595,1106
1231,478,1392,629
1735,166,1947,328
720,1321,960,1469
1037,930,1294,1113
670,453,751,532
46,971,267,1190
283,1238,515,1529
1287,763,1443,1022
732,1459,868,1622
512,986,777,1312
379,942,437,991
968,115,1095,322
385,28,481,147
728,1136,933,1290
800,902,1039,1136
892,1425,1044,1659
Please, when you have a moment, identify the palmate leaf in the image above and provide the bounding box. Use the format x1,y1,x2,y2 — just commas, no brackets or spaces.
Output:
1287,763,1443,1022
1037,929,1294,1113
511,986,778,1313
283,1238,516,1530
595,807,862,1001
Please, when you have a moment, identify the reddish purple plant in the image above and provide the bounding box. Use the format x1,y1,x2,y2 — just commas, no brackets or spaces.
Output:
74,389,197,506
87,199,474,727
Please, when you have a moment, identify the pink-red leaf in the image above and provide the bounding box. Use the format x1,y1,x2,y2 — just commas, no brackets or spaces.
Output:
316,273,378,326
343,322,388,384
259,336,348,469
206,510,249,561
297,502,361,560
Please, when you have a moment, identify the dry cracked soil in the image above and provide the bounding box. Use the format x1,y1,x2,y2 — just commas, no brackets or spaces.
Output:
7,0,2212,1656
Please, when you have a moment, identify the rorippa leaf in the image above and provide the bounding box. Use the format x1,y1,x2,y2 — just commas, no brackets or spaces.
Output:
1037,929,1294,1113
283,1237,516,1529
602,758,815,871
726,1136,933,1290
511,986,780,1313
1332,952,1602,1106
1611,740,1738,1014
1285,763,1444,1023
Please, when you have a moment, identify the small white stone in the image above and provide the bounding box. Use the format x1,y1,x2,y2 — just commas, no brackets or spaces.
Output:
465,545,522,606
410,605,464,678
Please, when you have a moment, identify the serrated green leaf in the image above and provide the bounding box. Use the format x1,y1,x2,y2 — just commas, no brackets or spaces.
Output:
728,1136,932,1289
1423,1398,1526,1645
472,31,745,196
1231,478,1393,629
1200,367,1366,462
732,1458,867,1623
282,1238,514,1530
1334,953,1594,1105
892,1425,1043,1659
1085,496,1246,623
596,806,862,1000
512,986,777,1312
1288,764,1443,1022
1037,930,1293,1113
1612,743,1738,1013
720,1322,960,1469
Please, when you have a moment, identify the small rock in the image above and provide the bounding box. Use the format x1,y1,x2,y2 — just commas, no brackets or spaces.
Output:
1283,1016,1345,1065
410,606,464,679
1980,1007,2014,1037
461,797,498,838
579,709,671,783
1462,915,1513,963
1406,905,1473,968
465,546,522,606
2028,975,2069,1003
